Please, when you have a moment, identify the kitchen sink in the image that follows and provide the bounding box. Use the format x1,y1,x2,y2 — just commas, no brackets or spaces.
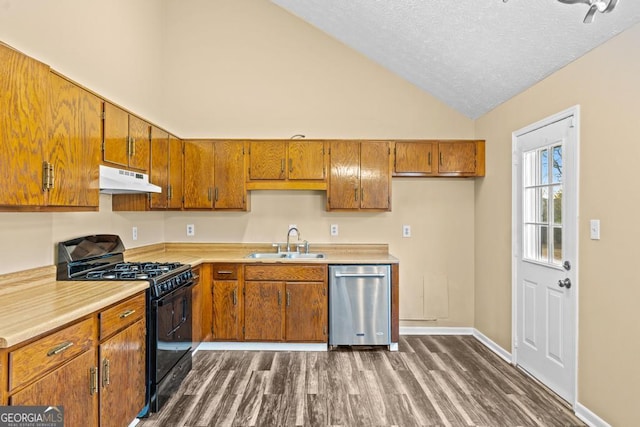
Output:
245,252,326,259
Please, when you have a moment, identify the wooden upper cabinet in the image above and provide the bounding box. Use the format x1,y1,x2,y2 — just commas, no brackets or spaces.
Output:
0,43,49,208
149,126,169,209
103,102,150,172
248,140,285,180
288,140,325,180
247,140,327,190
394,141,435,176
46,73,102,208
183,140,214,209
328,141,391,211
213,140,246,210
437,140,482,176
393,140,485,177
168,135,184,209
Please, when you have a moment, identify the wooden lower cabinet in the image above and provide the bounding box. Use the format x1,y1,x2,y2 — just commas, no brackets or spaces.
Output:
212,280,242,341
284,281,327,342
99,318,145,427
3,292,146,427
244,281,285,341
10,349,98,426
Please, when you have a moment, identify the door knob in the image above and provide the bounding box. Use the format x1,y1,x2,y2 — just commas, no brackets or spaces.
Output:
558,278,572,289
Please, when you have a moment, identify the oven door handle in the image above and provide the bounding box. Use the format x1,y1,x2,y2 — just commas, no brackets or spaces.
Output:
166,294,190,337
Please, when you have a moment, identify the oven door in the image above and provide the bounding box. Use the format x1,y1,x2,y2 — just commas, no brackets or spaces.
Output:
154,283,193,382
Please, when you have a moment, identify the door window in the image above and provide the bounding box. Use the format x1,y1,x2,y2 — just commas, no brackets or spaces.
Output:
523,144,563,265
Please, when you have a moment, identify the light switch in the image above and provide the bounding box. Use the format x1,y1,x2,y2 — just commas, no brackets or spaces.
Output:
590,219,600,240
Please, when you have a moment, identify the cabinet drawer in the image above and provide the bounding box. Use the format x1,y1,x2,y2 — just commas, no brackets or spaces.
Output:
9,317,95,392
245,264,327,282
99,292,145,339
212,263,238,280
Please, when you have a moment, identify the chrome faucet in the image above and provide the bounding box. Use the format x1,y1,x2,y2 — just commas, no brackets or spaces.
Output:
286,227,300,252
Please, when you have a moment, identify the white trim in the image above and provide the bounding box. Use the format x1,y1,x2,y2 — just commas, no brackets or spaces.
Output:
399,326,474,335
196,342,328,352
575,403,612,427
472,329,512,364
511,105,580,407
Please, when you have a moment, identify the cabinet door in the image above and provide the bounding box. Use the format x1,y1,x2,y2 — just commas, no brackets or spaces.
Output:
128,115,150,172
244,281,284,341
103,102,129,168
0,44,48,207
149,126,169,209
212,280,241,340
288,140,325,180
11,349,99,427
214,140,246,210
394,141,434,176
168,135,184,209
285,282,327,342
328,141,360,209
249,141,286,180
360,141,391,210
183,140,214,209
437,141,477,174
47,73,102,207
99,318,146,427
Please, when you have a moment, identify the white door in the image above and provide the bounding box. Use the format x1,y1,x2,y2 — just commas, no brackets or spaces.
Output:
513,107,578,404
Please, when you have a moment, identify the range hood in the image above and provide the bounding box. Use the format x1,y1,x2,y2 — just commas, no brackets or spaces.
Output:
99,165,161,194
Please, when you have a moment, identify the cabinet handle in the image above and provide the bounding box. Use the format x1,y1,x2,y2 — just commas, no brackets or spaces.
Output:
119,309,135,319
354,187,358,201
428,152,432,166
217,270,233,274
277,290,282,306
361,188,364,202
208,187,212,201
102,358,110,387
214,187,219,202
289,158,293,173
131,137,136,156
49,164,55,189
127,137,133,157
439,152,443,166
286,291,291,307
168,184,173,200
281,159,285,174
89,366,98,395
47,341,73,357
233,289,238,306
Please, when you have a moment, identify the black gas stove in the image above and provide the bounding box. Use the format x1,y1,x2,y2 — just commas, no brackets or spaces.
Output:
56,234,195,417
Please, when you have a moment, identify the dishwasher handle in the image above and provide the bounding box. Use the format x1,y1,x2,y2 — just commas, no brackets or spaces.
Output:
334,272,387,278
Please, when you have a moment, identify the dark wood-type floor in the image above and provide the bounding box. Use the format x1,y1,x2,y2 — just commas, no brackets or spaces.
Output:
137,335,584,426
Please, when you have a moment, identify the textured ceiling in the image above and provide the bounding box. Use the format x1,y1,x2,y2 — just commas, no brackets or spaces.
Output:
271,0,640,119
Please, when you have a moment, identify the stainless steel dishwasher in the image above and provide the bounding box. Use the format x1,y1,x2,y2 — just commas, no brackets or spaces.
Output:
329,265,391,346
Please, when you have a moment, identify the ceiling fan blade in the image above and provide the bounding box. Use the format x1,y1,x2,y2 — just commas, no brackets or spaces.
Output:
557,0,592,5
583,4,599,22
603,0,619,13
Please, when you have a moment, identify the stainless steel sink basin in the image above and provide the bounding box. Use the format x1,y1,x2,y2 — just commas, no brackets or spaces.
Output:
245,252,326,259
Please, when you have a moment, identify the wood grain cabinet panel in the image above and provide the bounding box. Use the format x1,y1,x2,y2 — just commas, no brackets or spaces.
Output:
168,135,184,209
214,140,247,210
103,102,150,173
10,349,98,427
183,140,214,209
212,280,242,341
437,140,477,175
248,140,286,180
244,281,285,342
8,317,95,392
149,126,169,209
99,318,146,427
99,292,145,339
393,141,435,176
285,281,327,342
0,43,49,208
328,141,391,211
288,140,325,180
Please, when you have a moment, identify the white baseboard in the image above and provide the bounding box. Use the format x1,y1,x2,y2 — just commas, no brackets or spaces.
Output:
471,329,512,364
399,326,474,335
575,403,611,427
196,342,327,352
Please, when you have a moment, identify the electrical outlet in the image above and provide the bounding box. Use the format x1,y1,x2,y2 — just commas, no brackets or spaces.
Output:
402,225,411,238
330,224,339,236
132,226,138,241
186,224,195,237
